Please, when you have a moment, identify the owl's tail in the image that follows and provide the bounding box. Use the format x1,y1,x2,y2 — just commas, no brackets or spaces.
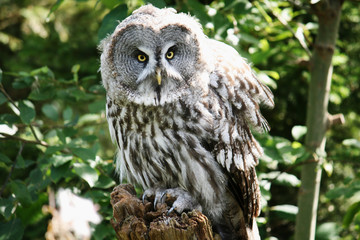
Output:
214,198,261,240
212,166,261,240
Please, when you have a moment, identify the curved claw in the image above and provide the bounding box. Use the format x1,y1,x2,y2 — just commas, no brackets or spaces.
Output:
167,206,175,215
153,197,158,209
154,190,167,210
142,194,146,204
160,191,166,203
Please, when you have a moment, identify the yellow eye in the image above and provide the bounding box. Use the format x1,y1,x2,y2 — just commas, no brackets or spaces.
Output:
137,54,147,62
166,51,174,59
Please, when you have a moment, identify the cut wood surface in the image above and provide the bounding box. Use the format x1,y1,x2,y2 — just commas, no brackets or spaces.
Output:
110,184,220,240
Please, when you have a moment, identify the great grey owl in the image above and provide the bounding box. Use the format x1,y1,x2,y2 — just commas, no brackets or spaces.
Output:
99,5,274,240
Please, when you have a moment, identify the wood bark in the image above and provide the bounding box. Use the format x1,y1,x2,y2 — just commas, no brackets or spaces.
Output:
110,184,220,240
294,1,343,240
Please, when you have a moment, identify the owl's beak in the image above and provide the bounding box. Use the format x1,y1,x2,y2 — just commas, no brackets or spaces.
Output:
156,68,162,85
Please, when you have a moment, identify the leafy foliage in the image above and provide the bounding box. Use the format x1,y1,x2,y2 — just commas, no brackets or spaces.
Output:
0,0,359,239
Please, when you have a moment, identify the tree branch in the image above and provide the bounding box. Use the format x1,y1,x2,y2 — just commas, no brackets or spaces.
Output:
0,132,49,147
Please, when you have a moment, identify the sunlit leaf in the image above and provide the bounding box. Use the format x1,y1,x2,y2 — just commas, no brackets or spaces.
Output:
315,222,341,240
342,138,360,148
270,204,298,221
49,154,73,167
291,125,307,140
323,161,333,177
261,171,301,187
73,163,99,187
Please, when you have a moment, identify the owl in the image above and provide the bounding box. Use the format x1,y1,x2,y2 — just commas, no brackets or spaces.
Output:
99,5,274,240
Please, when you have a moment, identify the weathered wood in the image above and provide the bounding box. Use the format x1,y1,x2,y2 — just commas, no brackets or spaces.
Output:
110,184,220,240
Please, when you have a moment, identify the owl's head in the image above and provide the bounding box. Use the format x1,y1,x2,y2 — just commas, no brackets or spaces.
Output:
100,5,211,106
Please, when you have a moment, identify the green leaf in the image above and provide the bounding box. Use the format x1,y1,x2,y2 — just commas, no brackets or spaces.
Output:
16,193,48,226
0,218,24,240
10,180,32,206
0,153,12,164
101,0,121,9
18,100,35,124
45,145,65,155
0,197,15,220
342,138,360,148
63,106,73,122
92,223,115,240
325,187,347,200
73,163,99,187
41,103,59,121
98,4,128,42
275,172,300,187
187,0,211,25
15,155,25,169
71,147,96,161
343,201,360,228
0,92,7,105
50,162,73,183
0,113,20,126
12,76,33,89
49,154,73,167
94,175,116,189
315,222,341,240
29,86,56,101
47,0,64,18
88,99,106,113
261,171,301,187
291,125,307,140
28,168,50,192
270,204,298,221
145,0,166,8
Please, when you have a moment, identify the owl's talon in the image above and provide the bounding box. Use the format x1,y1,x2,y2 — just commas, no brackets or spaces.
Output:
142,194,146,204
143,188,202,214
162,188,202,214
167,206,175,215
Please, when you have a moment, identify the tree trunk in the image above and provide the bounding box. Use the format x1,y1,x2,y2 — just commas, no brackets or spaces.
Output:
110,184,220,240
294,1,343,240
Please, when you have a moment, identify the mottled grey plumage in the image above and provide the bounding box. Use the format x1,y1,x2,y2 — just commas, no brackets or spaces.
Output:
99,5,274,239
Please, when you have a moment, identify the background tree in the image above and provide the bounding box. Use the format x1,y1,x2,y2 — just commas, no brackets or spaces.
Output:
0,0,359,239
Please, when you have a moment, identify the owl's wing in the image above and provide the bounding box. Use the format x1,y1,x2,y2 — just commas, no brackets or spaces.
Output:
207,40,274,226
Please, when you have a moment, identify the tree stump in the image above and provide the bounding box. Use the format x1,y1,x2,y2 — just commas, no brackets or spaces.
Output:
110,184,220,240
